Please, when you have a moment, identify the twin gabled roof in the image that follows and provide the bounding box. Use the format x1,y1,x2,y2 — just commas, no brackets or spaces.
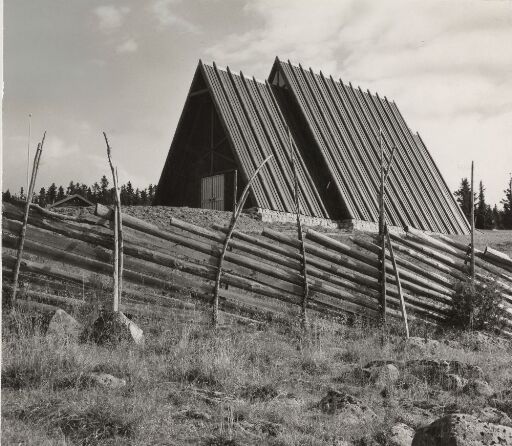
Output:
270,59,469,234
156,58,470,234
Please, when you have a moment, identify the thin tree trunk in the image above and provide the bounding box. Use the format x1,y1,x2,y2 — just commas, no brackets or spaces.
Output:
386,225,409,338
10,131,46,308
287,128,310,327
212,155,273,326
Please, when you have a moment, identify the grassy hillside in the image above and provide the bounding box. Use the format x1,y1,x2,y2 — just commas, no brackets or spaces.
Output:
2,310,512,445
3,206,512,445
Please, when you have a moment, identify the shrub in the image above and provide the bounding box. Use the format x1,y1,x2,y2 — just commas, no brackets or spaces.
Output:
447,276,506,332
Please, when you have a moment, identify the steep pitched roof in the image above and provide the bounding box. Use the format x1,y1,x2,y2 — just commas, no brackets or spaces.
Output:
156,60,329,217
269,58,470,234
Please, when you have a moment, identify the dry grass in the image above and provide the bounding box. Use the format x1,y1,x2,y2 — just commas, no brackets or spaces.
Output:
2,307,512,445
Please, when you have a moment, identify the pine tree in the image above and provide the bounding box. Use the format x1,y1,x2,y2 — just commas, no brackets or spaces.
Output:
120,184,127,205
3,189,12,202
140,189,148,205
38,187,47,207
100,175,110,204
491,205,501,229
126,181,135,205
501,179,512,229
475,181,488,229
91,182,101,201
67,181,75,195
57,186,65,201
454,178,473,222
148,184,155,204
46,183,57,204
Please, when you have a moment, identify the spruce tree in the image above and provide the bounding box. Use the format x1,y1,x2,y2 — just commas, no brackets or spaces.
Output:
475,181,487,229
501,179,512,229
57,185,66,201
454,178,473,222
3,189,12,202
38,187,47,207
46,183,57,204
100,175,110,204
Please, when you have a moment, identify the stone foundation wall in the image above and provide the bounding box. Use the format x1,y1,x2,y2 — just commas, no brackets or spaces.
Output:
247,208,407,235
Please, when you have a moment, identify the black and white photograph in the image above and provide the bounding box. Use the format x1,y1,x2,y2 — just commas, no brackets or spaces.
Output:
2,1,512,444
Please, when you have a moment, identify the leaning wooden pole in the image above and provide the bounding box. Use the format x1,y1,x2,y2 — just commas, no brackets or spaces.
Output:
212,155,273,327
104,132,123,312
10,131,46,308
115,168,124,306
288,128,310,327
386,225,409,338
379,129,387,325
470,161,475,282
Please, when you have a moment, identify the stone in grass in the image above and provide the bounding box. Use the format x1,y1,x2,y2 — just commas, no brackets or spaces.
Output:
476,407,512,427
370,364,400,390
318,389,378,425
412,413,512,446
463,379,495,398
389,423,415,446
46,309,82,341
441,374,467,392
55,372,126,390
89,311,144,345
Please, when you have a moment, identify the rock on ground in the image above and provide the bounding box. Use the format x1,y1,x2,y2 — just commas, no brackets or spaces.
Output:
55,372,126,390
370,364,400,390
389,423,415,446
476,407,512,427
88,311,144,345
318,390,377,425
463,379,495,398
412,413,512,446
46,309,82,341
441,373,467,392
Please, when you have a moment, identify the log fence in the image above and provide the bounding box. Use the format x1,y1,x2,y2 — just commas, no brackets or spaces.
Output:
3,200,512,335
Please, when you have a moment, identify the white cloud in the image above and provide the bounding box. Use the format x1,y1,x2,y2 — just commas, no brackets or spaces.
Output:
205,0,512,205
94,5,130,31
116,38,138,54
150,0,199,33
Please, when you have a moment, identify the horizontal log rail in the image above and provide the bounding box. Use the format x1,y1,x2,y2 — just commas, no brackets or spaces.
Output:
3,225,387,321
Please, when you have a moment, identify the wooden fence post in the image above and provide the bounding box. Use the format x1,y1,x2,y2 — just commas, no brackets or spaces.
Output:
212,155,273,327
379,129,387,326
287,127,310,328
10,131,46,308
386,225,409,338
104,132,124,312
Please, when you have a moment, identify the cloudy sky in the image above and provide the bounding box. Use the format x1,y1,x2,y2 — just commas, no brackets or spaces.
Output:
3,0,512,206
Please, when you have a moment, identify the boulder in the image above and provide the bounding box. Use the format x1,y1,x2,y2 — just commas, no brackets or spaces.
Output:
46,309,82,341
88,311,144,345
389,423,415,446
318,390,377,425
441,374,466,392
447,360,484,380
370,364,400,389
412,413,512,446
463,379,495,398
476,407,512,426
406,359,450,384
